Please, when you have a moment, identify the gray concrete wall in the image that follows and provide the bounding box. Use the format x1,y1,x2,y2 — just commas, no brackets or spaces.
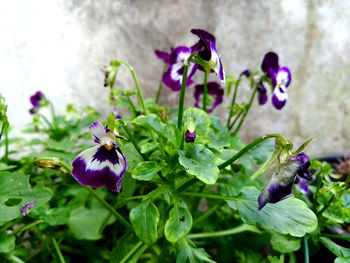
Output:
1,0,350,155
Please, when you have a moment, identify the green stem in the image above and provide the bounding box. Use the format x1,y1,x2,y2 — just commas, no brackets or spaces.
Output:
304,235,309,263
4,128,9,159
52,237,66,263
176,177,198,193
321,234,350,240
233,84,258,134
188,224,260,239
227,79,241,127
119,60,147,114
39,114,54,131
124,93,138,117
202,72,208,112
156,64,167,104
120,121,147,160
181,192,239,201
86,186,133,231
228,110,243,130
120,241,143,263
218,134,283,170
193,202,224,226
49,102,57,129
317,194,335,217
11,220,44,236
177,53,197,130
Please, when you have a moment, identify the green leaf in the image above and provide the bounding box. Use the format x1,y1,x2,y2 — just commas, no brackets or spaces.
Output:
270,232,301,253
68,206,115,240
165,201,192,243
0,163,16,172
319,237,350,258
129,200,159,244
132,114,166,134
0,232,15,253
0,171,52,221
229,186,317,237
176,238,216,263
183,108,211,135
335,257,350,263
132,161,161,181
140,142,159,154
208,116,230,149
178,144,219,185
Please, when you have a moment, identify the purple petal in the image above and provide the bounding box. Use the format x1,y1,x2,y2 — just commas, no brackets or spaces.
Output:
89,121,106,144
191,29,216,47
257,82,268,105
194,82,224,113
72,145,127,192
185,131,195,143
261,52,279,74
20,201,35,216
272,86,287,110
239,69,251,78
268,68,277,87
258,180,293,210
276,66,291,87
169,46,192,65
162,63,197,92
298,177,309,192
155,50,170,64
30,91,44,108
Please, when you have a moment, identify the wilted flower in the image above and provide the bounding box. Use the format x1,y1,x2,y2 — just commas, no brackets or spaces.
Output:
20,201,35,216
194,82,224,113
191,29,225,83
261,52,291,110
156,46,198,92
258,153,312,210
239,69,251,78
72,121,127,192
29,91,45,114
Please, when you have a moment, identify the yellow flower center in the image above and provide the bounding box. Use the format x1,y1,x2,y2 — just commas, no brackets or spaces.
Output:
104,144,113,151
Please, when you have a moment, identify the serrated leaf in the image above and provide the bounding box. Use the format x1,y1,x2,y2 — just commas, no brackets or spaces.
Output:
178,144,219,184
129,200,159,244
132,161,161,181
183,108,211,135
176,238,216,263
0,171,52,221
165,201,192,243
228,186,317,237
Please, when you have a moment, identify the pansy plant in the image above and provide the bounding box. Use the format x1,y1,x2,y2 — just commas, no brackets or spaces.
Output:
72,121,127,192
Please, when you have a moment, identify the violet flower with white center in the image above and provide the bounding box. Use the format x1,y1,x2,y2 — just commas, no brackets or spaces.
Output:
194,82,224,113
29,91,45,114
191,29,225,83
159,46,198,92
258,152,312,210
20,201,35,216
261,52,291,110
72,121,127,192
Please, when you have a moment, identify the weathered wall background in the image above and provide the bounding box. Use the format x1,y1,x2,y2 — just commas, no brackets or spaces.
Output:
1,0,350,155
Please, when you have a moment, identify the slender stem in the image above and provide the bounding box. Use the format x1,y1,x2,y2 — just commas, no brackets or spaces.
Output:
119,60,147,114
228,110,243,130
317,194,335,217
227,78,241,127
181,192,239,201
233,85,258,134
218,134,283,170
52,237,66,263
129,243,148,262
120,121,147,160
202,72,208,112
176,177,197,193
120,241,143,263
322,234,350,240
49,102,57,129
39,114,54,130
124,93,138,117
304,235,309,263
11,220,44,236
86,186,133,231
4,128,9,159
188,224,260,239
280,254,285,263
193,202,224,226
177,53,197,130
156,64,167,104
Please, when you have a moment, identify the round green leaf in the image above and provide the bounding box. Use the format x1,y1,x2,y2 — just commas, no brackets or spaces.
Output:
165,201,192,243
0,232,15,253
130,200,159,245
270,232,301,253
183,108,210,135
132,114,166,134
178,144,219,184
132,161,161,181
229,186,317,237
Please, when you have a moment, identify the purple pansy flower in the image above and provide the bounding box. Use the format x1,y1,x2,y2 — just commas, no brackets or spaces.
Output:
20,201,35,216
258,153,312,210
29,91,45,114
185,131,196,143
191,29,225,83
257,81,268,105
194,82,224,113
72,121,127,192
157,46,198,92
261,52,291,110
